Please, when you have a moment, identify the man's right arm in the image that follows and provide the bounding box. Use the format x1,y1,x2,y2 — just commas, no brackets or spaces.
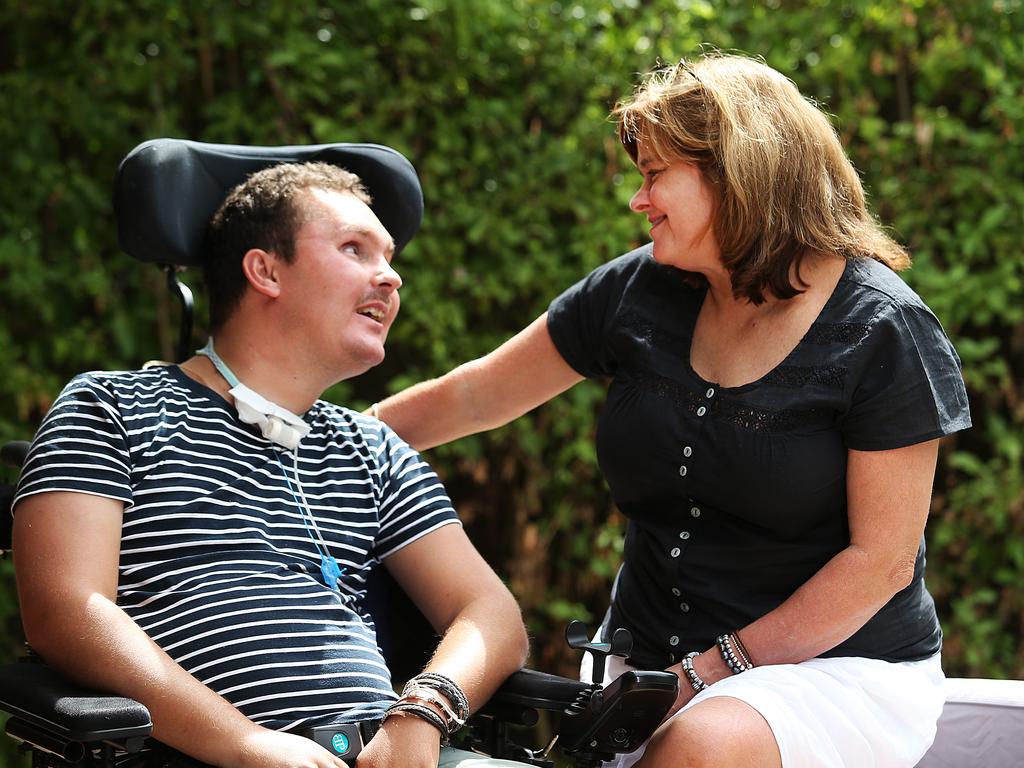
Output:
14,491,347,768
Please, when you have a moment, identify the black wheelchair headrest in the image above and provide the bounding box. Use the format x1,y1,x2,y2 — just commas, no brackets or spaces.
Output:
113,139,424,267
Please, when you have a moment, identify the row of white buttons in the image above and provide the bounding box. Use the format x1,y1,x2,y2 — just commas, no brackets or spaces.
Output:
680,388,715,476
671,389,713,654
667,501,706,648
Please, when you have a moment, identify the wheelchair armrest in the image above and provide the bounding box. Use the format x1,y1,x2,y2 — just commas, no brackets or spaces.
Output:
0,661,152,755
471,668,591,730
489,667,592,711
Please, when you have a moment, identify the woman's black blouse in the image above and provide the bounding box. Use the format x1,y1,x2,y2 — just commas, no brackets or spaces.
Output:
547,245,971,668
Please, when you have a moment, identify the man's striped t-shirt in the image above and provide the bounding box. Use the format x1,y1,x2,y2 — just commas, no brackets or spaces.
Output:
14,365,460,730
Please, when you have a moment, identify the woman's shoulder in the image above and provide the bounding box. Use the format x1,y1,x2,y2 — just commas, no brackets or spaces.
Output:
611,242,655,267
812,256,960,375
833,258,970,446
583,243,656,283
602,242,696,279
841,256,932,314
818,257,947,343
581,243,701,302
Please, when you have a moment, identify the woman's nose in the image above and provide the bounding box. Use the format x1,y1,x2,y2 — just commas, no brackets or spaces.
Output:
630,184,650,212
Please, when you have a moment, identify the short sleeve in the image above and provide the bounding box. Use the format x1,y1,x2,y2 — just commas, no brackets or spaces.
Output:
370,424,459,559
546,247,651,378
14,374,133,509
842,303,971,450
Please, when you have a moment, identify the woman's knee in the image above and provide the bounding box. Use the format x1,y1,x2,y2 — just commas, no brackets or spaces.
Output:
634,697,781,768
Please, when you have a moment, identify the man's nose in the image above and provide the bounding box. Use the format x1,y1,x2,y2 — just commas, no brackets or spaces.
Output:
375,259,402,291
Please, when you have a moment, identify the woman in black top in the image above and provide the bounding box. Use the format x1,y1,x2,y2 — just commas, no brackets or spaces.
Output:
375,54,970,767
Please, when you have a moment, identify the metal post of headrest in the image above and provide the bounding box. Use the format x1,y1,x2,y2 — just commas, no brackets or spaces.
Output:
162,265,194,363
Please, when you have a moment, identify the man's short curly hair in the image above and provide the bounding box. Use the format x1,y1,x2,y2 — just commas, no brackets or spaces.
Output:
203,162,371,332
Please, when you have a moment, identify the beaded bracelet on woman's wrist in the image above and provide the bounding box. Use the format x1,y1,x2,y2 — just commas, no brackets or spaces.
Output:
680,651,708,692
716,632,755,675
731,630,755,668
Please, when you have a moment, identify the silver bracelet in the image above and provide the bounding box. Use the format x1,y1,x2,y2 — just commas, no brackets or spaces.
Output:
680,651,708,692
402,685,465,730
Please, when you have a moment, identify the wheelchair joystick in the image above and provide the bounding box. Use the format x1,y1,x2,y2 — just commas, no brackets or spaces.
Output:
558,620,679,766
565,620,632,686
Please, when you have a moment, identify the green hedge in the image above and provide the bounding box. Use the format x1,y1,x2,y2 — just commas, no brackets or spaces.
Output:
1,1,1022,764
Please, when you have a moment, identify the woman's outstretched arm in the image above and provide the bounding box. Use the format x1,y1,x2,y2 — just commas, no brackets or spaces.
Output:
375,313,583,450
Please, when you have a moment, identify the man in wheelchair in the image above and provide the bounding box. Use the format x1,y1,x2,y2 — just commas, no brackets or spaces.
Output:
11,152,533,768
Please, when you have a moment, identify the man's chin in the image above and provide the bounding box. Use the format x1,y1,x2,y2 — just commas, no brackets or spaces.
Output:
348,347,387,378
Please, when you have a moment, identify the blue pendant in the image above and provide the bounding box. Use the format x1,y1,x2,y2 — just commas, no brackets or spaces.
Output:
320,554,342,591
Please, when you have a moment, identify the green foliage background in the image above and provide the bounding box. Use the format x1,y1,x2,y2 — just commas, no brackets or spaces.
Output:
1,1,1022,764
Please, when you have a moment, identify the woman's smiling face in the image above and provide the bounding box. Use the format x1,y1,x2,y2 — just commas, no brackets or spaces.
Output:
629,144,722,276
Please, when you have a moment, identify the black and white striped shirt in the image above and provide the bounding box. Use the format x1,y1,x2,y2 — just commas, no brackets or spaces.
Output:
14,365,459,730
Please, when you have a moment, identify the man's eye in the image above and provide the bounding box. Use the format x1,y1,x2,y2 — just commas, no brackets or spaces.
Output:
341,243,360,255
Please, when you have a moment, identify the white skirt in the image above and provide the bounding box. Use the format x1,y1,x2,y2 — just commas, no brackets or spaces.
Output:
584,646,945,768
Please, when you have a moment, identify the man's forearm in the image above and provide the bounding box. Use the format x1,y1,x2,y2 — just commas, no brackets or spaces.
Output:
361,589,528,768
417,589,529,712
375,522,530,766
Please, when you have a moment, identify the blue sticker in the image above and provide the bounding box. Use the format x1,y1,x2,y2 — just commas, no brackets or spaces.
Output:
331,731,350,754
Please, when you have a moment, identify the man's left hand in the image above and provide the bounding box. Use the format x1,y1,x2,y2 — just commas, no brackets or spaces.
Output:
356,715,441,768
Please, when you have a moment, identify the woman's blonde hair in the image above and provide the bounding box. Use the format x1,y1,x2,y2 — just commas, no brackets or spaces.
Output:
614,53,909,302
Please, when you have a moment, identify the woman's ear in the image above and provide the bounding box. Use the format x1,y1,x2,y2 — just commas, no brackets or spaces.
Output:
241,248,282,298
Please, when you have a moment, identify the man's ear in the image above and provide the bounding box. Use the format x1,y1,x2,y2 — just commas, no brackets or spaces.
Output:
241,248,283,298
